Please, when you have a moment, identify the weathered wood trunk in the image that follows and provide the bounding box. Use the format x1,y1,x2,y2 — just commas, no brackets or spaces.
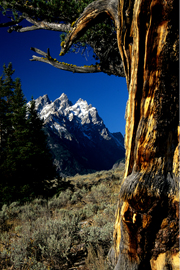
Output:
60,0,179,269
113,0,179,269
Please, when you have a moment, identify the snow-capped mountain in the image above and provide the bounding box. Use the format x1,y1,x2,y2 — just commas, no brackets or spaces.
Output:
31,93,125,176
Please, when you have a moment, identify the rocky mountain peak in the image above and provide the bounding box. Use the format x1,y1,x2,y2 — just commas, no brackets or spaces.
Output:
35,94,51,112
59,93,68,101
53,94,72,113
31,93,125,176
66,98,99,126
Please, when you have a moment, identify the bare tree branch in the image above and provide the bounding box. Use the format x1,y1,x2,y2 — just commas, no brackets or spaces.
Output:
0,14,72,33
0,0,124,77
24,17,72,32
0,16,24,28
30,47,102,74
16,25,40,32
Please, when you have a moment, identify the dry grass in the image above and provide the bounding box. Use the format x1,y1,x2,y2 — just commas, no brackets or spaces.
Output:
0,165,124,270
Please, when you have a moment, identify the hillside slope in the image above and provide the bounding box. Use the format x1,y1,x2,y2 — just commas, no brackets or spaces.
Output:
0,166,125,270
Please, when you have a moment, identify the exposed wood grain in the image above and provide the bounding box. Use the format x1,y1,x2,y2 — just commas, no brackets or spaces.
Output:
34,0,180,269
115,0,179,269
63,0,179,268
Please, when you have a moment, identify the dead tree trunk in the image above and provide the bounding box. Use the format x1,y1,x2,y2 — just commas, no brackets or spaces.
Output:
60,0,179,269
113,0,179,269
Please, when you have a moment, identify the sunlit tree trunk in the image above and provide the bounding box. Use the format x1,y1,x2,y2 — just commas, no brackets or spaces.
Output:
1,0,178,268
59,0,179,268
113,0,179,269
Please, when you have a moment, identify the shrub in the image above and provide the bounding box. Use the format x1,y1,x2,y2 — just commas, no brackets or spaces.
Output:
48,189,72,209
87,184,110,204
82,222,114,255
58,189,72,204
71,186,88,204
8,201,22,219
54,208,69,218
99,201,107,210
0,205,9,232
85,244,113,270
103,204,116,221
75,178,86,189
18,204,37,222
18,203,50,222
15,225,22,233
93,213,107,227
0,167,124,269
71,190,83,204
32,197,48,206
95,173,102,178
1,212,81,269
0,231,11,249
81,203,99,219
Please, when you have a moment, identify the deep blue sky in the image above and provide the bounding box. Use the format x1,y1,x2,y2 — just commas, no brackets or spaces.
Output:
0,13,128,135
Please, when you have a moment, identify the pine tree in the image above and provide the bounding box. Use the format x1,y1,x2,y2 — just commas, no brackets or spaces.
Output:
25,98,57,194
0,63,14,156
0,64,21,204
0,64,57,205
0,75,6,159
3,77,29,184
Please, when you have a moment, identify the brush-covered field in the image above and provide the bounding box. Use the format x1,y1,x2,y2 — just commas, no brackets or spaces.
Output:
0,164,124,270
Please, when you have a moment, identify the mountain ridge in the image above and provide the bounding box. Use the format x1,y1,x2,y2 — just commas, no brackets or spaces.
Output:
31,93,125,176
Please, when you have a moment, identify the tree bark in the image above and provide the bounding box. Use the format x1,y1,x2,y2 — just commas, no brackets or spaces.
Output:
62,0,179,269
1,0,178,268
114,0,179,269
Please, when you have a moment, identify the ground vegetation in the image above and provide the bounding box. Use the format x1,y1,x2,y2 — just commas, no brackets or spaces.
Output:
0,166,125,270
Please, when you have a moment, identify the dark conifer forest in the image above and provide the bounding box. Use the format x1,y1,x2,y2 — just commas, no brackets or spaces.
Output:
0,63,57,206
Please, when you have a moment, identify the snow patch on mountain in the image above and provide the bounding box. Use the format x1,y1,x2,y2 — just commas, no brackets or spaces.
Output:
29,93,125,175
32,93,124,147
32,94,104,138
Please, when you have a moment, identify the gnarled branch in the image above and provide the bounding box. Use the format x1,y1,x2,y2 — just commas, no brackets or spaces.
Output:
58,0,125,77
0,0,124,77
60,0,119,56
30,47,102,74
